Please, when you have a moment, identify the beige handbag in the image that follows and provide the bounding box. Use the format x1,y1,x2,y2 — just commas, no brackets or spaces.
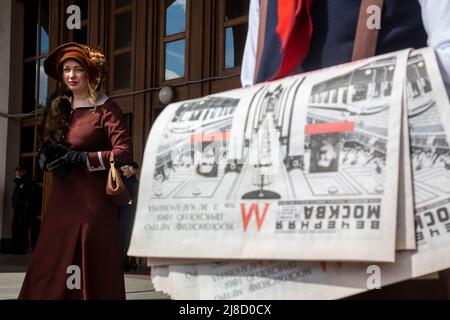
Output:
106,153,131,206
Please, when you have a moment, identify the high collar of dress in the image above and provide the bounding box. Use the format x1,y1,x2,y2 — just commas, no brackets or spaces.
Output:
70,90,109,109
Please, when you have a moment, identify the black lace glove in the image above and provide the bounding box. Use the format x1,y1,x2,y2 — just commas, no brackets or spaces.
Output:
47,150,87,176
38,142,70,171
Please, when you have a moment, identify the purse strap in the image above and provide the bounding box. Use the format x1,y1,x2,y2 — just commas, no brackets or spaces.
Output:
109,152,117,182
352,0,384,61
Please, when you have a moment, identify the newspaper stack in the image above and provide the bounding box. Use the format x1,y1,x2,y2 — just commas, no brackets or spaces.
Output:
129,48,450,299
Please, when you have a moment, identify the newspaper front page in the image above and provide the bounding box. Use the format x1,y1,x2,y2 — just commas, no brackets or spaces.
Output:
130,49,412,263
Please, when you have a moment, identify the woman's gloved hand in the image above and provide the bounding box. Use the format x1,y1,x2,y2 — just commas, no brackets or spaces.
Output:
47,150,87,176
38,142,70,171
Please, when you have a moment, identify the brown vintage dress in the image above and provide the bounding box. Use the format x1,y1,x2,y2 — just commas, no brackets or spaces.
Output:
19,96,132,300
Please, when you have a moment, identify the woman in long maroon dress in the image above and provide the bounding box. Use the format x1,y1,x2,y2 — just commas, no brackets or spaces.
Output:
19,43,132,300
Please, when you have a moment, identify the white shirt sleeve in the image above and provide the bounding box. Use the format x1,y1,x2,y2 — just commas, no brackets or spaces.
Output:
241,0,260,88
418,0,450,94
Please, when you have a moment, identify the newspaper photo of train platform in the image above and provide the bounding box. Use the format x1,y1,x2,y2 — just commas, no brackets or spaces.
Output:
152,59,395,203
130,49,411,263
151,96,239,200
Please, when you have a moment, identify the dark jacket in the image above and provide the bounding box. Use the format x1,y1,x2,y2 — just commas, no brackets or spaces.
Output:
12,174,33,214
124,175,139,209
118,174,139,255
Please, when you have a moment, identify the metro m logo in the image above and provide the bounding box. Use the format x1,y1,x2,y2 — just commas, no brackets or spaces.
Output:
240,203,270,232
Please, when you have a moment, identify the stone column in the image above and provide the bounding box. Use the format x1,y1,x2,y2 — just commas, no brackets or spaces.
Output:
0,0,24,248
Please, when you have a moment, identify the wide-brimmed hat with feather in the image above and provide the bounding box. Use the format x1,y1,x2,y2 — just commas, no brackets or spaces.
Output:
44,42,106,90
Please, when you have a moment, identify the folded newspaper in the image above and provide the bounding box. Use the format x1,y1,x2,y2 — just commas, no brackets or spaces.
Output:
129,47,450,299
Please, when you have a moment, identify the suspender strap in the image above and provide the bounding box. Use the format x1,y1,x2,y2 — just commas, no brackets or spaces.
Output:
352,0,384,61
254,0,269,83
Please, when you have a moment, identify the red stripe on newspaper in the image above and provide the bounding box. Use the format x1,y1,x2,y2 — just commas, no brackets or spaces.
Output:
304,122,354,135
190,131,230,143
